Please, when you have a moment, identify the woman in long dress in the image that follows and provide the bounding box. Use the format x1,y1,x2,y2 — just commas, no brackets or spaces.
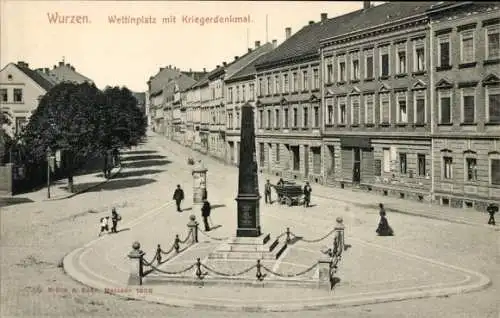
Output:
376,203,394,236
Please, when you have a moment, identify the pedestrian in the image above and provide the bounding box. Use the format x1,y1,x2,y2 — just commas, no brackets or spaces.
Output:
376,203,394,236
487,203,498,225
277,178,285,203
111,207,122,233
264,179,272,204
303,181,312,207
201,199,211,232
98,217,110,236
173,184,185,212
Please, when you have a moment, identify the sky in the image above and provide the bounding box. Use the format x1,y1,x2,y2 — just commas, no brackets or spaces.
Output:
1,1,383,93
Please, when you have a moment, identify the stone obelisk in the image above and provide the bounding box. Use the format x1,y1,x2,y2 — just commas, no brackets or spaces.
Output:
235,102,261,237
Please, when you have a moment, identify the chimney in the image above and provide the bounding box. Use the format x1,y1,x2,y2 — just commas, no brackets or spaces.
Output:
44,68,49,73
160,67,165,72
17,61,28,68
203,68,206,72
66,63,70,67
59,61,64,66
364,1,370,10
321,13,328,21
168,65,171,69
53,65,57,69
255,40,261,48
234,56,239,61
71,66,75,71
309,20,314,25
272,39,277,48
248,48,252,53
285,27,292,40
216,65,220,68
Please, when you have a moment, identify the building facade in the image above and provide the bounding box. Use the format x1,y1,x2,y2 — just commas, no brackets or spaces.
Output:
320,2,433,201
427,1,500,209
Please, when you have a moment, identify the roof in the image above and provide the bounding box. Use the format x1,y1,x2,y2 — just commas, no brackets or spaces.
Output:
226,53,270,83
256,2,436,69
15,64,55,91
49,63,93,84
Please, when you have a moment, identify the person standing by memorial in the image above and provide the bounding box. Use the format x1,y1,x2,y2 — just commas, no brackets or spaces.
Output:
303,181,312,207
264,179,272,204
201,199,211,231
173,184,185,212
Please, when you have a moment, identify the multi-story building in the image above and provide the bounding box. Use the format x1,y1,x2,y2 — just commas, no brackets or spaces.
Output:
0,61,55,137
427,1,500,209
319,2,434,201
225,52,270,166
254,16,331,182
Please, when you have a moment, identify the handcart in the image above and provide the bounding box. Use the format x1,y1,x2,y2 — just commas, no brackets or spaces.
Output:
273,182,304,206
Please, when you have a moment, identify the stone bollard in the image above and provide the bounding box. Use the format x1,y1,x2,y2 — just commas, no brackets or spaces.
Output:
187,215,199,244
128,241,145,285
317,258,332,284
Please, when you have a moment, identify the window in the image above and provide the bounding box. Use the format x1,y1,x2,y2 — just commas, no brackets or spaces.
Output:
303,107,308,127
380,46,390,77
276,144,280,163
249,83,255,101
236,86,240,102
242,85,246,102
438,37,451,67
275,109,280,128
292,72,298,92
365,52,374,79
460,32,474,63
313,106,319,127
379,93,390,123
313,69,319,89
439,91,452,124
267,109,271,128
466,158,477,181
228,112,233,129
383,148,391,172
338,60,346,82
351,53,359,80
327,103,333,125
365,94,374,124
327,63,333,83
337,97,346,125
399,153,407,174
486,87,500,123
491,159,500,185
302,70,309,91
414,90,426,124
312,147,321,174
351,96,360,125
259,78,264,96
236,111,240,128
443,156,453,179
266,76,272,95
293,108,298,127
461,88,475,124
418,154,426,176
275,75,280,94
486,26,500,60
0,89,7,102
284,108,289,128
259,110,264,128
13,88,23,103
397,92,408,123
397,49,406,74
415,48,425,71
283,74,289,93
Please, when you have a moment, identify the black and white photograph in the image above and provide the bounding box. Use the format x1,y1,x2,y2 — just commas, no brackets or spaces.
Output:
0,1,499,317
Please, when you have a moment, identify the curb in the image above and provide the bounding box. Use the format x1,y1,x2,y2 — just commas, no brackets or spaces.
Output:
45,165,122,201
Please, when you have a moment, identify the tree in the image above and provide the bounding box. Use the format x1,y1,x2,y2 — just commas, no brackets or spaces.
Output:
97,86,147,173
22,82,102,192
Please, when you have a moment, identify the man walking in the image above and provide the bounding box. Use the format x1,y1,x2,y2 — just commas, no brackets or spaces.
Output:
303,181,312,207
110,207,121,233
264,179,272,204
487,203,498,225
173,185,185,212
201,199,211,231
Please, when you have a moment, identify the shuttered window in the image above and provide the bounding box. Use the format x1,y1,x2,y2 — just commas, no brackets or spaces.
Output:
312,147,321,174
416,97,425,124
440,94,451,124
488,90,500,123
379,93,390,123
366,56,374,79
492,159,500,185
461,33,474,63
351,97,360,125
462,93,475,123
440,41,450,66
365,95,374,124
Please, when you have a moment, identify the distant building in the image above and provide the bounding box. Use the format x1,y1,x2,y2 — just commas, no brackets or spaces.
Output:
132,91,146,113
0,61,55,137
36,60,93,85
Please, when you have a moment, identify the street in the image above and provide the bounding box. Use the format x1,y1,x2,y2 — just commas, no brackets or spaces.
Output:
1,132,498,317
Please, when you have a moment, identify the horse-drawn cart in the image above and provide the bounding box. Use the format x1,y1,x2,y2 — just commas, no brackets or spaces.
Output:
273,182,304,206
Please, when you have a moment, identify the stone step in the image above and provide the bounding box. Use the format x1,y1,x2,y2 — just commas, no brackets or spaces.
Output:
208,235,287,260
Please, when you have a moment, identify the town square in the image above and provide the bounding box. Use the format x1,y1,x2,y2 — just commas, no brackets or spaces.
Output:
1,1,499,317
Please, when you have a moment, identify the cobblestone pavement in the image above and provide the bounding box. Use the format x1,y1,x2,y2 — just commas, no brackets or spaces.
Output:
1,132,498,317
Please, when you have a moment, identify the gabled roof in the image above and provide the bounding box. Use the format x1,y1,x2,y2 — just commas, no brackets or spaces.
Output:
49,62,93,85
14,64,55,91
256,2,436,70
226,51,271,83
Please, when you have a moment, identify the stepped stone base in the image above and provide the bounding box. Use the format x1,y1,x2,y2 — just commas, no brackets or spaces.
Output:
208,233,287,260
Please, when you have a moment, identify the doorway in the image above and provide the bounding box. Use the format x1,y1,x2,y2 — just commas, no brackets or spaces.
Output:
304,145,309,178
353,148,361,183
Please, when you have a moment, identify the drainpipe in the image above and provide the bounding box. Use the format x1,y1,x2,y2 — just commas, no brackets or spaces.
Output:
320,47,326,181
429,20,435,204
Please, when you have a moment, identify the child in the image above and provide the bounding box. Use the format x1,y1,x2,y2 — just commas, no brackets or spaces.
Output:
99,217,110,236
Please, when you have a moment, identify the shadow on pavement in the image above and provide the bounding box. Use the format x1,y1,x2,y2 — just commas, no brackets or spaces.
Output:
109,228,130,234
113,169,166,179
211,204,226,210
0,197,35,208
124,150,158,155
181,207,193,212
60,178,157,193
121,159,172,169
121,154,167,162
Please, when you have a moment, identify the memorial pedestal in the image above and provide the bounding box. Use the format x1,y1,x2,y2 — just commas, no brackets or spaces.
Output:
208,234,287,260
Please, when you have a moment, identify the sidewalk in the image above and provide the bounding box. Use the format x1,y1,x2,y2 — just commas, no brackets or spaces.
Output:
165,139,495,229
